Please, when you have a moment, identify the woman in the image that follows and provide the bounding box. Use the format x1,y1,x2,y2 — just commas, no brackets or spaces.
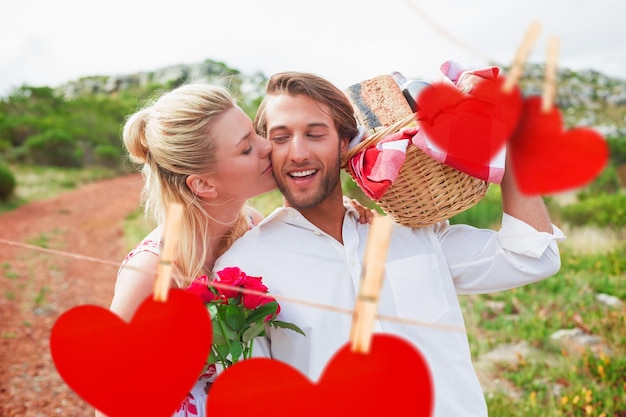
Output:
100,82,372,417
110,83,276,322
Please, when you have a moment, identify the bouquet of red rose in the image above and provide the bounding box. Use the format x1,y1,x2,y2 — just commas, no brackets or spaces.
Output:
186,267,304,371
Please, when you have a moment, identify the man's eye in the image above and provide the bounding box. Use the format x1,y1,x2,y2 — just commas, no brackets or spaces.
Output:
307,133,324,139
271,136,289,144
243,146,253,155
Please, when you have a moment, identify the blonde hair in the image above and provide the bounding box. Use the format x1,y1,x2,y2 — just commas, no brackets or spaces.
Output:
122,83,250,286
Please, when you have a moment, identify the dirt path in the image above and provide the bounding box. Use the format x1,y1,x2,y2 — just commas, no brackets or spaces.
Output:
0,173,144,416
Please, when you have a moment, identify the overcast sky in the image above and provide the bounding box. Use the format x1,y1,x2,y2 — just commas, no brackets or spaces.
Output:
1,0,625,96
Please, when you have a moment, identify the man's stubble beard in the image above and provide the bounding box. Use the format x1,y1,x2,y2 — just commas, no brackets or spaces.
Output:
276,156,342,210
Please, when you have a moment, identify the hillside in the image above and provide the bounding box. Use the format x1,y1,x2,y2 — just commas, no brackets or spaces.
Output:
53,59,268,118
518,64,626,138
1,58,624,193
53,59,626,138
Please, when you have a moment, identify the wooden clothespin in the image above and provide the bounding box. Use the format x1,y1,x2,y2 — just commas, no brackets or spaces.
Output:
153,202,184,302
541,36,560,113
350,215,394,354
502,21,542,93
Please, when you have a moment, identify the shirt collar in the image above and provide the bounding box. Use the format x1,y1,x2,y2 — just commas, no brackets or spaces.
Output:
257,202,360,229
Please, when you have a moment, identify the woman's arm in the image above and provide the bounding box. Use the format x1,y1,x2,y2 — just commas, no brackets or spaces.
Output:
343,196,378,224
109,251,159,322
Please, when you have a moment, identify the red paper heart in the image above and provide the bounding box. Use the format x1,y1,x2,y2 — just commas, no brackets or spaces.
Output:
50,289,212,417
207,334,434,416
509,96,609,195
416,77,522,166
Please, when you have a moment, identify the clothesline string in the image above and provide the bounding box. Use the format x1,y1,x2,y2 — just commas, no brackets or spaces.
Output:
0,237,464,334
400,0,501,67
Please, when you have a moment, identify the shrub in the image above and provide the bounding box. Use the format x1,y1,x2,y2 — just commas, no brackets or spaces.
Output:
560,192,626,228
93,144,122,169
0,164,16,200
607,137,626,165
450,185,503,229
0,138,11,154
577,163,621,200
22,129,83,167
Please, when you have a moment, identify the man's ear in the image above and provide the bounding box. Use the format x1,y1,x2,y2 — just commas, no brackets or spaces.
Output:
340,136,350,156
186,174,217,199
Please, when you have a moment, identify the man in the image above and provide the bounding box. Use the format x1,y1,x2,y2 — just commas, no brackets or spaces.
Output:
213,71,564,416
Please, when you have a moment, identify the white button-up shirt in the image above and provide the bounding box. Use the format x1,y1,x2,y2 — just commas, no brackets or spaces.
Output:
214,206,564,417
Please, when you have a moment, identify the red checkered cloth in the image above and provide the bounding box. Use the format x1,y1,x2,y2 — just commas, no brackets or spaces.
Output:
348,132,410,200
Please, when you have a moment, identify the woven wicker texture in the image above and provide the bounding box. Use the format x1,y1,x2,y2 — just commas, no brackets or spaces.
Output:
342,115,490,228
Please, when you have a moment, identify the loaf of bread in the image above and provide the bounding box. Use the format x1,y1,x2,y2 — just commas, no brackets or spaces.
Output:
344,74,414,131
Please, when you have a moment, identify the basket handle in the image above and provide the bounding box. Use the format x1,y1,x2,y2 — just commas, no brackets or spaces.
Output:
341,114,418,167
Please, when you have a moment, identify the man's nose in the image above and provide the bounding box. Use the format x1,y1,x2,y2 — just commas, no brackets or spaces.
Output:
288,134,311,162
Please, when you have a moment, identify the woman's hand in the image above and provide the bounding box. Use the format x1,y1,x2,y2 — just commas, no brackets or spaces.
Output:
343,196,378,224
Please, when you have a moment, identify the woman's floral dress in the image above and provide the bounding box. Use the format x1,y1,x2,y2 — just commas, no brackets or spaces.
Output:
120,228,217,416
120,211,256,416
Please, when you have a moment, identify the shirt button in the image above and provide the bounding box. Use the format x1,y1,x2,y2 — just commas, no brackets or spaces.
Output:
313,230,321,236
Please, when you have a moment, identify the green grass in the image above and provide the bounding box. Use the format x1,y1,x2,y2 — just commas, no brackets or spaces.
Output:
123,207,156,252
33,285,51,307
26,230,59,249
462,243,626,416
2,262,20,280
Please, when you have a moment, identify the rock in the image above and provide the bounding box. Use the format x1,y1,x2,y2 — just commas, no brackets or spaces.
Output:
485,300,506,315
479,341,533,365
550,328,612,357
596,293,624,308
473,342,537,398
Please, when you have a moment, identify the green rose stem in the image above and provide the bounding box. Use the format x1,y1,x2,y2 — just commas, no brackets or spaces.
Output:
216,316,233,367
245,339,254,360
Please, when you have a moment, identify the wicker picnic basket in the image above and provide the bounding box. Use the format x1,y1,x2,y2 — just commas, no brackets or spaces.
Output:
341,114,490,228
